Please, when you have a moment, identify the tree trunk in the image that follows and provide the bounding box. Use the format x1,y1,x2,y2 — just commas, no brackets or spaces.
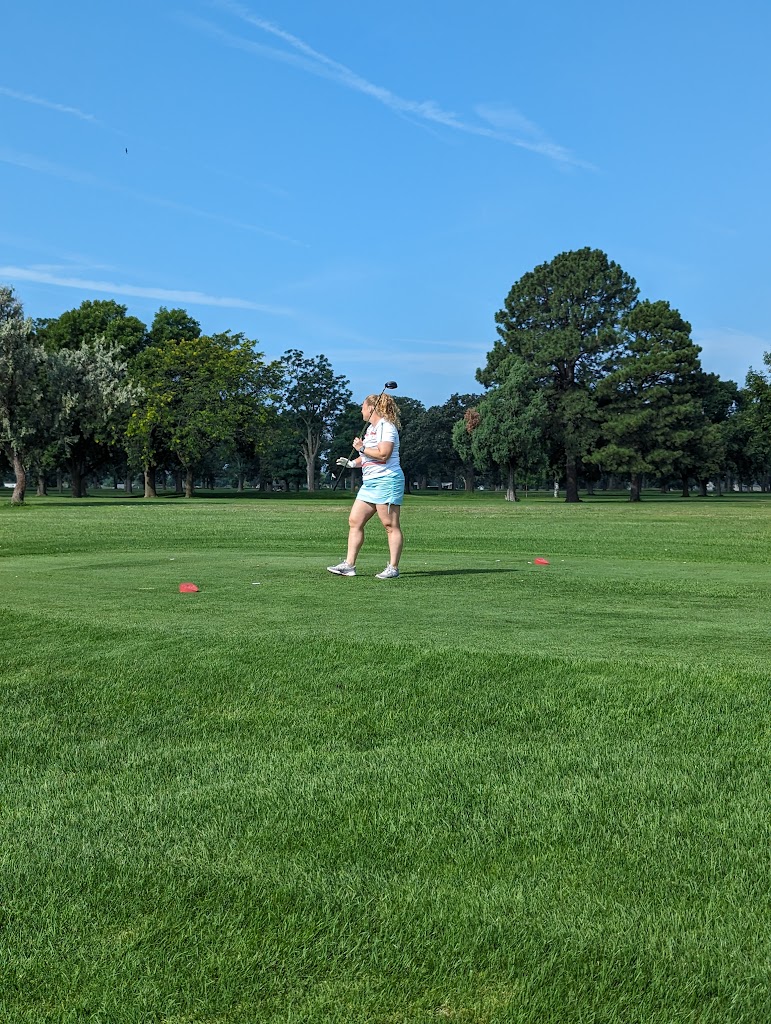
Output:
70,459,87,498
629,472,642,502
185,467,194,497
175,470,183,494
57,469,64,493
505,461,518,502
144,465,157,498
565,454,580,502
11,452,26,505
464,465,476,491
681,476,690,498
302,430,321,492
698,478,708,497
37,473,47,497
125,474,133,494
237,473,245,493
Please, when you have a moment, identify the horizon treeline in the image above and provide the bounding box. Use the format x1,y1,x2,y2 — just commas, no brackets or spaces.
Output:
2,248,770,505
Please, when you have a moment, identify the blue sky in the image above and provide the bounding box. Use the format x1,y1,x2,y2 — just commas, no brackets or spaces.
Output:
2,0,769,407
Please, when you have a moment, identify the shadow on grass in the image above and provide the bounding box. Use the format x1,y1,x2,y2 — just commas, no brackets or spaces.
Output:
16,491,350,506
12,491,771,509
404,568,523,577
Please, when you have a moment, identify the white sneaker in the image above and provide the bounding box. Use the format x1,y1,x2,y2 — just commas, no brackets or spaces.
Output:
375,564,399,579
327,560,356,576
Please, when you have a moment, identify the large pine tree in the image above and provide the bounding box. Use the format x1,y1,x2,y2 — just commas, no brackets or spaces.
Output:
590,300,704,500
480,248,638,501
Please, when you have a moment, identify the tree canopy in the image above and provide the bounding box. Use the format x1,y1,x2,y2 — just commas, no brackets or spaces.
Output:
590,300,703,500
128,332,277,497
36,299,148,361
0,287,48,503
279,349,352,492
463,360,548,501
3,255,771,502
481,248,639,501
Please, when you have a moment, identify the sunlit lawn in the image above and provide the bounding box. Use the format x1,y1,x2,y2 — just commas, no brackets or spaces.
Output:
1,491,770,1023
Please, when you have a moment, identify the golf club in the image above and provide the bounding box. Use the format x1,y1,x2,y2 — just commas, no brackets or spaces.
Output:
332,381,398,491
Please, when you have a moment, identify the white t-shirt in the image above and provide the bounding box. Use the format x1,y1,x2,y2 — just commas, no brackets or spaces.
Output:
361,419,400,480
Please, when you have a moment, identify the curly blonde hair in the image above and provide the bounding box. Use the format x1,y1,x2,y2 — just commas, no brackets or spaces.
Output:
365,393,401,429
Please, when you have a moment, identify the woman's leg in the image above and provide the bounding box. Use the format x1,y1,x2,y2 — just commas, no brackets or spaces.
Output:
376,503,403,567
346,500,376,565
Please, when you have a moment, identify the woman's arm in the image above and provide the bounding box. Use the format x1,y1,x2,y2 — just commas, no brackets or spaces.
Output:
354,438,394,462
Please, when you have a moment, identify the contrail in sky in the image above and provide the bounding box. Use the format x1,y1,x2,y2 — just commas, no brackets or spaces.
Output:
0,147,306,246
203,1,590,168
0,265,295,315
0,83,290,199
0,85,97,122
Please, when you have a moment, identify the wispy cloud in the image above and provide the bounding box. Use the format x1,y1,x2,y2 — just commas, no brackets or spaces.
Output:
473,103,580,164
29,261,119,274
0,265,295,315
0,148,107,188
0,232,126,273
0,83,289,200
0,85,97,122
195,2,589,168
0,147,306,246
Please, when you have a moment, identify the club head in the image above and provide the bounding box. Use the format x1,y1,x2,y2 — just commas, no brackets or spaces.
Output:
385,381,398,390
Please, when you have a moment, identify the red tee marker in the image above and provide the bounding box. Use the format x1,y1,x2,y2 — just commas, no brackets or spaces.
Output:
179,582,200,593
533,558,550,565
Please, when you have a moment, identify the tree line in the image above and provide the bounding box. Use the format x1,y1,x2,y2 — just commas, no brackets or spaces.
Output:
2,247,770,505
0,291,479,503
457,248,771,501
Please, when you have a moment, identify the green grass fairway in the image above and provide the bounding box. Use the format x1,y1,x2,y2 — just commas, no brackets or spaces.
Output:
1,493,770,1023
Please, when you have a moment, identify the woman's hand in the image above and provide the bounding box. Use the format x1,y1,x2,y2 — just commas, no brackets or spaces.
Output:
353,438,393,462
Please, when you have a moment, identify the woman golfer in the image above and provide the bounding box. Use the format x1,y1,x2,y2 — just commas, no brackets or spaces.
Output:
327,393,404,579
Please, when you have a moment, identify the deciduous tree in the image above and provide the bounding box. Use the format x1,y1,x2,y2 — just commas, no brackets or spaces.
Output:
254,407,305,491
0,287,48,504
466,361,548,501
54,341,135,497
36,299,147,360
279,349,351,491
147,307,201,347
125,307,202,496
394,398,428,490
128,332,276,497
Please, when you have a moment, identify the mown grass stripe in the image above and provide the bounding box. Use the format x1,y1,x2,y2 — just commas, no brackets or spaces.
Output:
1,495,770,1022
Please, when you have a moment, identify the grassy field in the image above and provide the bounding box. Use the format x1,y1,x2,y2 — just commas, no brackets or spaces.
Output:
1,492,770,1023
